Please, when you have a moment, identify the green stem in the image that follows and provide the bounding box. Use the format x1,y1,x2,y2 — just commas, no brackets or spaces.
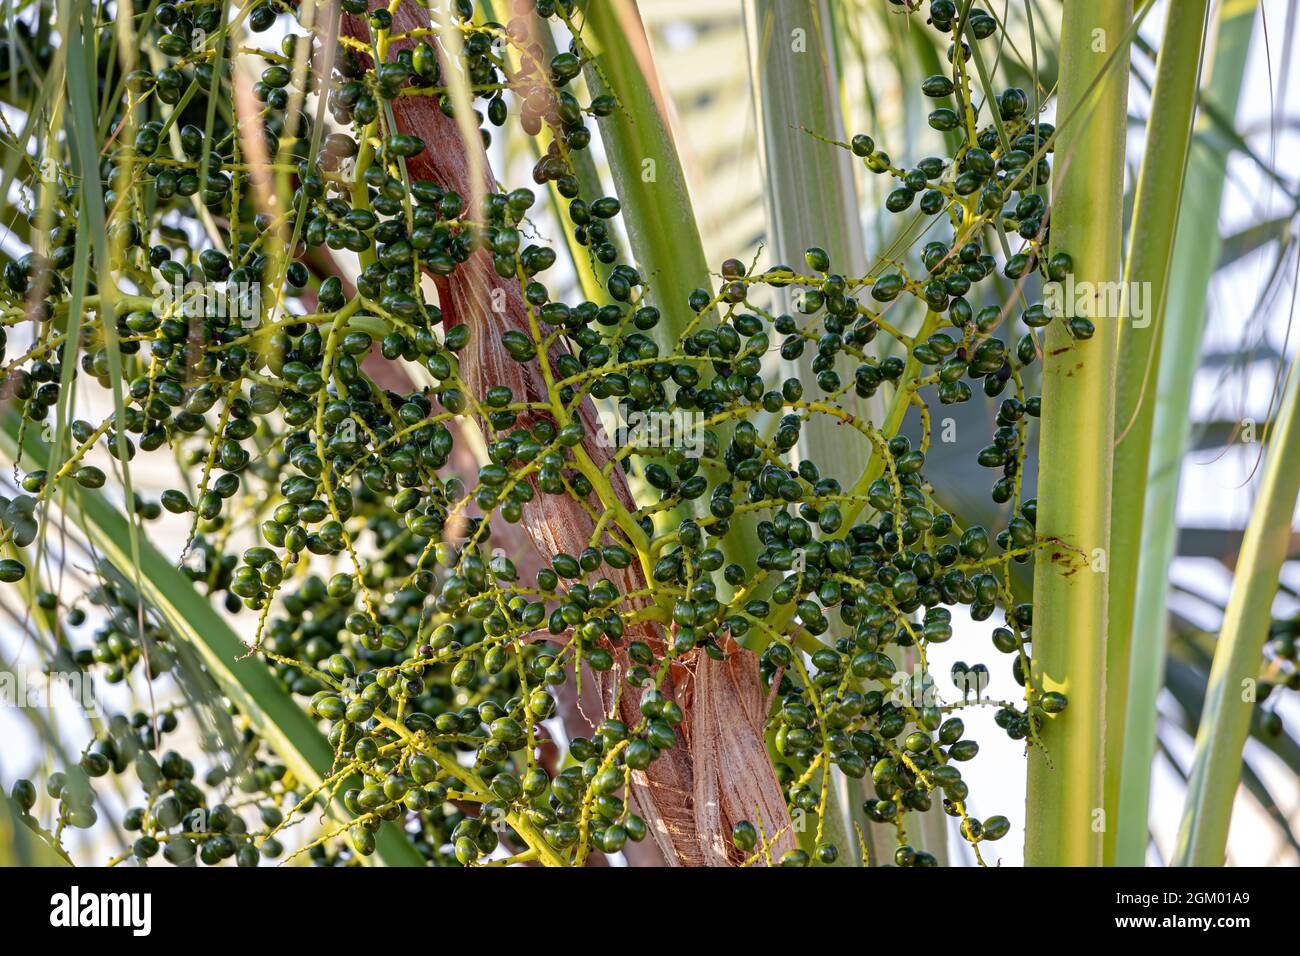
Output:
1102,0,1211,865
1023,0,1130,868
1115,0,1259,867
1174,362,1300,866
575,0,711,356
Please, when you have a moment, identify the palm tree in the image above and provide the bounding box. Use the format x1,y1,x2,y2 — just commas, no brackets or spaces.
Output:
1,0,1296,867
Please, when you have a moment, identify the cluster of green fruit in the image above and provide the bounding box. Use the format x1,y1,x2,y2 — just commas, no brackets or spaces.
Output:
2,0,1074,865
